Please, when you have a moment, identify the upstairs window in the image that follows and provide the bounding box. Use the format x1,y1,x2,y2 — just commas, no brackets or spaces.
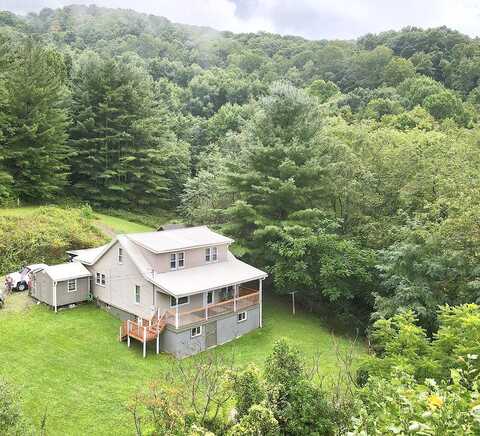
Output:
67,279,77,292
206,247,218,262
118,247,123,264
134,285,140,304
207,291,213,305
170,252,185,270
178,252,185,268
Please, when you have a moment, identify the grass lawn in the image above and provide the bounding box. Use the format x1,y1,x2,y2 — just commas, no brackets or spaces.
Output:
0,206,154,235
0,292,365,436
93,212,154,234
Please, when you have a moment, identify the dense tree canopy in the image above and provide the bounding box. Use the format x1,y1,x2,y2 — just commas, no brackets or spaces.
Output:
1,6,480,330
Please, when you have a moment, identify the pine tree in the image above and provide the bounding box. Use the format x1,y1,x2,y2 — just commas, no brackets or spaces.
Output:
69,52,189,210
2,37,70,202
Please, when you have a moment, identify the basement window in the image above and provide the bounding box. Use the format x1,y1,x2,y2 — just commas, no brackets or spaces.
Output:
67,279,77,293
191,326,202,338
237,311,247,323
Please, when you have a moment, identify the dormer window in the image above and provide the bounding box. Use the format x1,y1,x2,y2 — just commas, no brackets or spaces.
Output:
205,247,218,263
170,252,185,270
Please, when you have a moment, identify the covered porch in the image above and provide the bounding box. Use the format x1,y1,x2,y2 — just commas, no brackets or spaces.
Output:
164,282,262,329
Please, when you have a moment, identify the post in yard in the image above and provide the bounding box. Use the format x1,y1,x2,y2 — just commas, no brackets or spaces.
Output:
289,291,297,315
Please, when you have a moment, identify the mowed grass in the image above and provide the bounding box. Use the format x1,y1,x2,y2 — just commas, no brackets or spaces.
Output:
0,292,365,436
93,212,153,234
0,206,154,235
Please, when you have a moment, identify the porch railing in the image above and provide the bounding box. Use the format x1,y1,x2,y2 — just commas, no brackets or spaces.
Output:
164,287,260,329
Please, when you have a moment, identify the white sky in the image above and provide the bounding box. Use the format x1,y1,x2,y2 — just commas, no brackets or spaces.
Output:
2,0,480,40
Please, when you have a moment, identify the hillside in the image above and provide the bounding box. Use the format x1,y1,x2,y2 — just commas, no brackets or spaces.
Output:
1,6,480,433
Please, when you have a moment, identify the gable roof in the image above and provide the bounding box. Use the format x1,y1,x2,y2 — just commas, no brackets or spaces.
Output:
44,262,91,282
69,226,265,298
126,226,233,254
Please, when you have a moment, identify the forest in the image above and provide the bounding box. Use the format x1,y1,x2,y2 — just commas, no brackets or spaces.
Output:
1,5,480,434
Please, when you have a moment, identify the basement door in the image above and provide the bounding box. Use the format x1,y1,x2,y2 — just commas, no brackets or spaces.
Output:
205,321,217,348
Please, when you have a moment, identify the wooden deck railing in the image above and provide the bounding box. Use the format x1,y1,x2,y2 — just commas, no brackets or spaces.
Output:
163,287,260,329
120,287,260,340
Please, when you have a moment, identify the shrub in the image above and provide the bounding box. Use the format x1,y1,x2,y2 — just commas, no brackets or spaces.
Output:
228,404,279,436
0,206,107,275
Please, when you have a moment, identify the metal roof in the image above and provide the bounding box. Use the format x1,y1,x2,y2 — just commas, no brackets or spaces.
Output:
44,262,91,282
151,253,267,297
126,226,233,254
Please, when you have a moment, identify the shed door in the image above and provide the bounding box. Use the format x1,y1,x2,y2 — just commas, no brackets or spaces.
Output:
205,321,217,348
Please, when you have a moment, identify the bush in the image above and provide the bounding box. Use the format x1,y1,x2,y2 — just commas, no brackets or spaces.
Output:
0,206,107,275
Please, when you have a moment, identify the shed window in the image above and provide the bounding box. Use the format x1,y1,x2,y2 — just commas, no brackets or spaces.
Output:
170,296,189,307
134,285,140,304
118,247,123,264
237,311,247,323
191,326,202,338
67,279,77,292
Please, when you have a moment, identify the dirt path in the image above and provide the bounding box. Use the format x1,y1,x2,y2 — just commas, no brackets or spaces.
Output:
93,219,116,239
0,292,35,315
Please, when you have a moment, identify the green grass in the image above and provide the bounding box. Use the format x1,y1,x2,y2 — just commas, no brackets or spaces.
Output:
0,206,43,217
0,206,155,235
0,293,365,436
93,212,154,234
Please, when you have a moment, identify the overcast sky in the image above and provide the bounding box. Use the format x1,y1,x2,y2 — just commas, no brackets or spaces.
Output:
3,0,480,40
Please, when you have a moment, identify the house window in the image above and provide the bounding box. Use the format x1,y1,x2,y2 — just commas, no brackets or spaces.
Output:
170,296,189,307
220,286,234,301
67,279,77,292
206,247,218,262
178,252,185,268
134,285,140,304
96,272,106,286
170,252,185,270
118,247,123,264
237,311,247,323
207,291,213,305
191,326,202,338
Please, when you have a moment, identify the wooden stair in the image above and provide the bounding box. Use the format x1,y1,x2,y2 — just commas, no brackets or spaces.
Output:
119,310,166,357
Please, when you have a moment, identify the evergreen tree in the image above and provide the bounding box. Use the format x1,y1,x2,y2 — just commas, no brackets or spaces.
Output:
69,52,189,209
2,37,70,202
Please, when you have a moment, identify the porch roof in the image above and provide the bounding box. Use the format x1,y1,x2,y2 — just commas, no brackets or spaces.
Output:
152,253,267,297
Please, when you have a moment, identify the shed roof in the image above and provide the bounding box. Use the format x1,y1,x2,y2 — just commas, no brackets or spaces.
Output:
44,262,91,282
152,253,267,297
127,226,233,254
